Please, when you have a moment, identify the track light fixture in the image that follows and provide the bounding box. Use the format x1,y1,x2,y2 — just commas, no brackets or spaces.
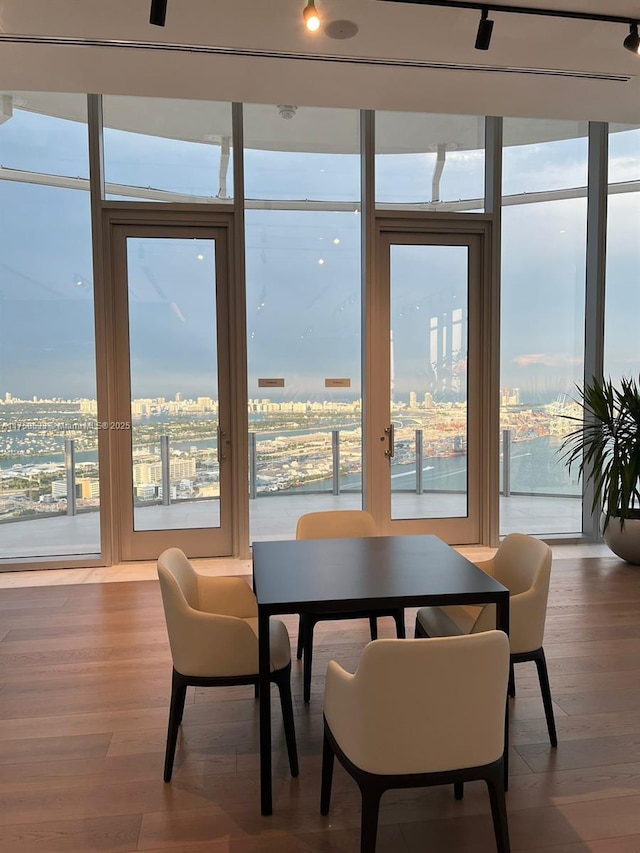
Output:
474,8,493,51
149,0,167,27
376,1,640,57
624,23,640,55
303,0,321,32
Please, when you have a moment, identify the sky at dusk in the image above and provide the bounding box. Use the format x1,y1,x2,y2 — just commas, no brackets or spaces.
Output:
0,101,639,403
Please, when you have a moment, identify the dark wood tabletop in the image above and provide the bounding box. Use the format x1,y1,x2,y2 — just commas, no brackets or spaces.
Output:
253,534,508,614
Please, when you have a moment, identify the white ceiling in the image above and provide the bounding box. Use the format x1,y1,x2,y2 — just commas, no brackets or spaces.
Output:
1,0,640,124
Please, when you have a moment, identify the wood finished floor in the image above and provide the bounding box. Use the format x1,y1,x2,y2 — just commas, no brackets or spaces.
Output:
1,555,640,852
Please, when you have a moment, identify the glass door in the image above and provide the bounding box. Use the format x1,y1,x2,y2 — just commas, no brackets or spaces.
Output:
110,224,233,560
369,228,485,543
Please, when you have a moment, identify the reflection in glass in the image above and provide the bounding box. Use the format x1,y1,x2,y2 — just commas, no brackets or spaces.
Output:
103,96,233,201
390,245,469,520
502,118,589,196
126,238,221,531
243,104,360,202
0,91,89,178
376,112,485,210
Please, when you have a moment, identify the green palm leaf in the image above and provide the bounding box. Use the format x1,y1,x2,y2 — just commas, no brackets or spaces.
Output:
559,375,640,531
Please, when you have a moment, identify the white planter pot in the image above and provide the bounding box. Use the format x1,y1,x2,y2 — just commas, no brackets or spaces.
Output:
603,517,640,565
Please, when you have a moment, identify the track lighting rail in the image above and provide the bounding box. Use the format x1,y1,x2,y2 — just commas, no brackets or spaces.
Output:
377,0,637,27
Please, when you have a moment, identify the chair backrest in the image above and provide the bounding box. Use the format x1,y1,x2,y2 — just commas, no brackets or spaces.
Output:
157,547,259,677
474,533,552,653
324,631,509,776
157,546,201,608
492,533,551,595
296,510,377,540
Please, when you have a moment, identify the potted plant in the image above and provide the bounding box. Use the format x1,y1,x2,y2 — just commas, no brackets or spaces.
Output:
560,375,640,565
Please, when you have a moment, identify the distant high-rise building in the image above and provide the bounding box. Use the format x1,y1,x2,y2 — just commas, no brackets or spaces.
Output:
409,391,417,409
5,392,12,402
175,392,183,402
80,398,97,414
424,392,433,409
500,387,521,406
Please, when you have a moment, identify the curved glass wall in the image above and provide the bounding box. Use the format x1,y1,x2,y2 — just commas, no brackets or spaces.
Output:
243,105,361,540
1,92,634,561
604,125,640,382
500,119,588,536
0,93,99,560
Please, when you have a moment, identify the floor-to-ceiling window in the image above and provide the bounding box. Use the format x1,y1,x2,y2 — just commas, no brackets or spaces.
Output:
243,105,361,542
372,113,487,539
0,92,100,560
2,94,630,566
500,119,588,536
101,97,236,558
604,124,640,380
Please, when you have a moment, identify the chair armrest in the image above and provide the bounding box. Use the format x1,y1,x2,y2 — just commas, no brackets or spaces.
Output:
324,660,358,736
507,588,547,654
197,575,258,618
168,608,261,677
473,557,495,576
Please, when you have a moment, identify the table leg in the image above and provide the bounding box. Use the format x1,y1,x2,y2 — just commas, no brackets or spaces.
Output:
258,608,272,816
496,593,509,637
496,592,510,791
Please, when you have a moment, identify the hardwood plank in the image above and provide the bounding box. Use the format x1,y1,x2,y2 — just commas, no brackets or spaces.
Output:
0,814,141,853
517,733,640,774
0,732,111,766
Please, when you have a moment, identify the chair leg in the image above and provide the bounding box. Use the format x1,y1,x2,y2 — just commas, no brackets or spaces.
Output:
454,781,464,800
296,614,305,660
369,616,378,640
533,648,558,747
164,669,187,783
503,698,509,791
508,662,516,698
393,609,406,639
273,664,299,778
303,617,315,703
320,728,335,815
485,760,511,853
359,782,383,853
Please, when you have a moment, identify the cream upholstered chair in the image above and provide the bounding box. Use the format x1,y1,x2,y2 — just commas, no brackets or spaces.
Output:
157,547,298,782
415,532,557,747
295,510,405,703
321,632,511,853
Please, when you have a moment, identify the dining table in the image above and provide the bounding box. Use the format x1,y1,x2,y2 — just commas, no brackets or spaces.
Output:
252,533,510,816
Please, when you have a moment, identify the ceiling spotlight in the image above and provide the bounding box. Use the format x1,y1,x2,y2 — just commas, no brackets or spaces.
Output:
150,0,167,27
624,22,640,54
303,0,321,32
475,8,494,51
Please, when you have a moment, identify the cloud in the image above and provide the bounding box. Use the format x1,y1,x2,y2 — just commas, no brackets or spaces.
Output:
514,353,582,367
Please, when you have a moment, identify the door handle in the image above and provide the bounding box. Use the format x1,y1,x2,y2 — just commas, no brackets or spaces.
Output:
384,424,395,458
217,426,228,462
